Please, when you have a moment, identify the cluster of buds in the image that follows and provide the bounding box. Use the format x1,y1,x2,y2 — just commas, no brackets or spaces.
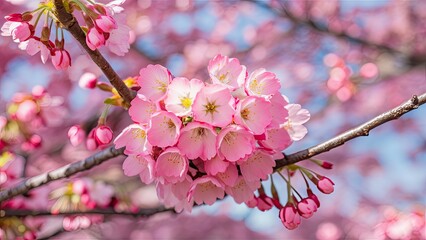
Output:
0,86,65,152
114,54,315,215
1,0,130,70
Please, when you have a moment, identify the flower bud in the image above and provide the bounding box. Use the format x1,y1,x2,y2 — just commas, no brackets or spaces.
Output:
79,73,98,89
94,125,113,145
317,176,335,194
307,188,320,208
297,198,318,218
279,203,301,230
32,85,47,99
245,197,257,208
5,13,23,22
256,194,274,211
95,15,117,33
51,49,71,70
68,125,85,146
86,27,105,50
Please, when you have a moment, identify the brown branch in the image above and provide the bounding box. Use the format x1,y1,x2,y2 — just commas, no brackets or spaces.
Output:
53,0,134,104
1,206,174,218
248,0,426,66
0,146,124,202
275,93,426,169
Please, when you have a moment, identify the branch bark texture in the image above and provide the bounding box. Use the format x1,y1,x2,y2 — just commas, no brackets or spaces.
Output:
53,0,134,104
0,147,124,202
274,93,426,169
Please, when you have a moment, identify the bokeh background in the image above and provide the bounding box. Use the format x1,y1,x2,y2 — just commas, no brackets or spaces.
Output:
1,0,425,239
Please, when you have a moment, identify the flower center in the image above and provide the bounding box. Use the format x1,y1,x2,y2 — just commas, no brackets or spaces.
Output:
249,79,264,94
180,97,192,109
241,108,250,120
155,79,167,93
203,101,218,115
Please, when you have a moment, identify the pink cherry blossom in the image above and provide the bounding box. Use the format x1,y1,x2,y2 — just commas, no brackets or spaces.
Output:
239,149,276,182
122,154,155,184
215,163,239,187
204,154,229,175
245,68,281,98
155,147,188,184
187,175,225,205
2,21,33,42
86,27,105,50
280,203,301,230
51,49,71,70
216,125,255,162
156,178,194,213
268,93,289,128
94,125,113,145
317,176,335,194
105,0,126,15
208,54,247,90
297,198,318,218
234,96,272,134
192,84,235,127
147,111,181,147
88,181,115,207
114,124,150,155
129,95,157,124
177,122,217,160
18,38,50,64
259,127,292,151
15,99,38,122
68,125,85,147
284,104,311,141
79,72,98,89
137,64,172,102
164,77,204,116
95,15,117,33
106,21,130,56
225,176,260,204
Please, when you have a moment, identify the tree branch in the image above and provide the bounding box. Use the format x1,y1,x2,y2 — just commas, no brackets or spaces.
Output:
248,0,426,66
53,0,134,104
1,207,174,218
0,146,124,202
275,93,426,169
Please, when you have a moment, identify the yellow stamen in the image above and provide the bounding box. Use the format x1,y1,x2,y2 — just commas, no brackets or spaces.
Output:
180,97,193,109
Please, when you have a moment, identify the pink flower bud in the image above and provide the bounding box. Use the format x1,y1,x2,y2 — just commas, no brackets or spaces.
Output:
79,73,98,89
95,15,117,33
317,176,335,194
279,203,301,230
245,197,257,208
11,22,34,42
16,100,38,122
94,125,113,145
29,134,42,148
256,194,274,211
86,130,98,151
321,161,333,169
297,198,318,218
307,188,320,208
51,49,71,70
68,125,85,146
5,13,24,22
86,27,105,51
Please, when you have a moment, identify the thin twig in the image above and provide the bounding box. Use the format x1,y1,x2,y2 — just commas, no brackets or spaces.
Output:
0,146,124,202
53,0,134,104
275,93,426,169
1,206,174,218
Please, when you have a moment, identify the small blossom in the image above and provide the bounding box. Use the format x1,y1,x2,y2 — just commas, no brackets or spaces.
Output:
79,72,98,89
164,77,204,116
106,21,130,56
215,163,239,187
128,95,157,124
239,149,276,182
245,68,281,98
155,148,188,184
192,84,235,127
122,154,155,184
18,38,51,64
137,64,172,102
187,175,225,205
86,27,105,51
208,54,247,90
114,124,150,155
317,176,335,194
204,154,229,176
217,125,255,162
177,122,217,161
280,203,302,230
225,176,260,204
284,104,310,141
68,125,85,147
234,96,272,135
147,111,181,148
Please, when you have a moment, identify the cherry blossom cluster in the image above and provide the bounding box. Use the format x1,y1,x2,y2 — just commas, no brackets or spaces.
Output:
1,0,130,70
0,86,66,153
114,54,320,218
